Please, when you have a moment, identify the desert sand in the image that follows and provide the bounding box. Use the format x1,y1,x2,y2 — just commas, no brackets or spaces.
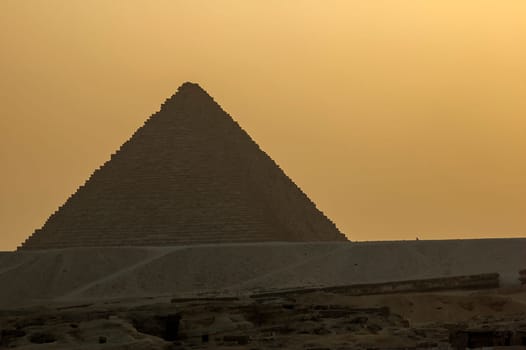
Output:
1,239,524,308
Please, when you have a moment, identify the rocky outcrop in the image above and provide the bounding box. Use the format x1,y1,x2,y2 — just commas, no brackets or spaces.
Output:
2,288,526,349
250,273,501,298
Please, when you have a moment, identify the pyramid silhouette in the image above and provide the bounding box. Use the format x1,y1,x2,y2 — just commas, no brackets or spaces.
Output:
19,83,347,250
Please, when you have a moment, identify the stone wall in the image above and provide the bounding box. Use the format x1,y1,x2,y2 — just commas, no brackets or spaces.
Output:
250,273,500,298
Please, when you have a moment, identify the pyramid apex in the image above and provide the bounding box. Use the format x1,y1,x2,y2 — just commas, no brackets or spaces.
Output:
161,82,210,109
178,81,203,91
176,82,212,97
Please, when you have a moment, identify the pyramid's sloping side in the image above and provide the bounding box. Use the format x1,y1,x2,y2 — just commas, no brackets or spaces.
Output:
19,83,347,250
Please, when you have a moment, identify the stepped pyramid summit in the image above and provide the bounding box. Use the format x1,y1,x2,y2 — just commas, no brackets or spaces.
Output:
19,83,347,250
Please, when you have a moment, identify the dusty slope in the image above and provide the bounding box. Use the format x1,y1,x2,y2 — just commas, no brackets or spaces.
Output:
0,239,524,308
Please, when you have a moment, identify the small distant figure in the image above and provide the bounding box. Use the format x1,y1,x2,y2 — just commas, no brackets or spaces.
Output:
416,237,419,241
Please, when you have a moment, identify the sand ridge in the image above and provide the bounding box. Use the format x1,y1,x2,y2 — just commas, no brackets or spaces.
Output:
1,239,524,309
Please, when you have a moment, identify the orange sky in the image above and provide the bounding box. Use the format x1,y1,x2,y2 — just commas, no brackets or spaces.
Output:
1,1,526,250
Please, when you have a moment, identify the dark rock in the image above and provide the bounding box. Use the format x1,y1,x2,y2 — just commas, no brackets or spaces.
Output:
366,323,382,334
29,332,56,344
131,313,182,341
313,327,330,335
98,335,107,344
0,329,26,347
15,317,45,328
349,316,368,324
319,309,350,318
223,335,249,345
416,341,437,347
262,325,294,334
449,329,513,349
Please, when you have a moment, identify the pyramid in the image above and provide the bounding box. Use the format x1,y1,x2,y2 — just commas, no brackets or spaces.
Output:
19,83,347,250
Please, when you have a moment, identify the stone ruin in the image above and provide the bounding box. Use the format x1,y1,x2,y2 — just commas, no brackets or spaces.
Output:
19,82,347,250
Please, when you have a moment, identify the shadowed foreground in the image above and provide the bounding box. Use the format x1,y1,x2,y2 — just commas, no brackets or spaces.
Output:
1,287,526,349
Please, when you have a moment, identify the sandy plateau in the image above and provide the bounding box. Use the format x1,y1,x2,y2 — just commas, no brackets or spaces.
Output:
1,239,525,349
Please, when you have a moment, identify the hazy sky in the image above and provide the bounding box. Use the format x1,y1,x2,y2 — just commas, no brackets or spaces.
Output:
1,1,526,250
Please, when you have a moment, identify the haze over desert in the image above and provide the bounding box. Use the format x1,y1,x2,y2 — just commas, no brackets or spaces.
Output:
1,81,524,349
1,2,526,350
